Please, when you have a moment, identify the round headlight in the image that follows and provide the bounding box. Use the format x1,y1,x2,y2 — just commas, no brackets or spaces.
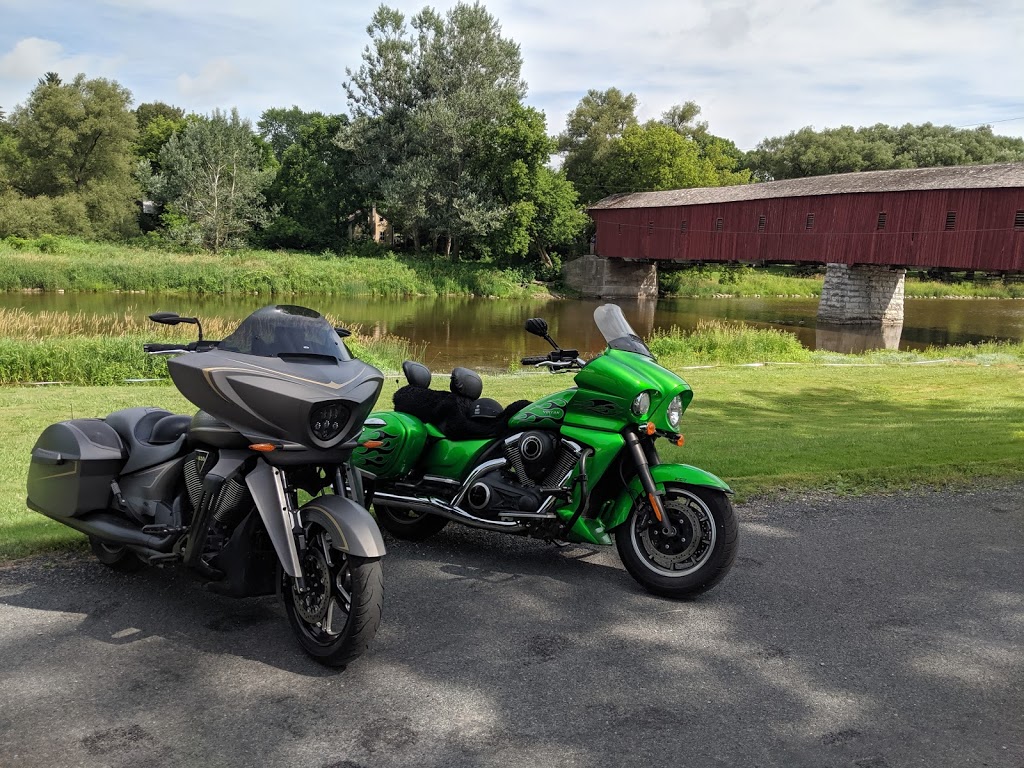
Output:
667,395,683,429
631,391,651,417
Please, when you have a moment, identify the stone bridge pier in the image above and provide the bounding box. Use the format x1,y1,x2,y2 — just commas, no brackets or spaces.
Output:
562,255,658,299
817,263,906,325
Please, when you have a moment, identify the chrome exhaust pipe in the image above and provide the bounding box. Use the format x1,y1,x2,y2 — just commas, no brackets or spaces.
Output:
373,491,525,532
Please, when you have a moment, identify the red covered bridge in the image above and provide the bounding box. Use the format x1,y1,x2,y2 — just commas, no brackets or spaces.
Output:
569,162,1024,325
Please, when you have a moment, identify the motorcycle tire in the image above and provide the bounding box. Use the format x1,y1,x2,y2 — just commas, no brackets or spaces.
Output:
374,503,449,541
615,484,738,599
281,520,383,667
89,536,145,573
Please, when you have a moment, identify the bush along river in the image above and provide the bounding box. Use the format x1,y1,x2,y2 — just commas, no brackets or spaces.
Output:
3,292,1023,371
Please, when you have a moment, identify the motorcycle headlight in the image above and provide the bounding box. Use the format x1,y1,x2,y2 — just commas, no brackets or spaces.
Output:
667,395,683,429
310,401,349,444
631,391,651,417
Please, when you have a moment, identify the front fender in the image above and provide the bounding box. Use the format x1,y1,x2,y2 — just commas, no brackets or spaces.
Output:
300,496,387,559
600,463,732,532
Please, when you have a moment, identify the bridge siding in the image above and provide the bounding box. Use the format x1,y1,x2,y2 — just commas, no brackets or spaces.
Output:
593,188,1024,271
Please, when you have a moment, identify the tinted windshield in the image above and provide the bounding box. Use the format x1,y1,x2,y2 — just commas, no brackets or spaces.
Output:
218,305,351,360
594,304,653,357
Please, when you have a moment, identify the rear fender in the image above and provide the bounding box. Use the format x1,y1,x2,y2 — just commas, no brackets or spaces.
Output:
299,495,387,559
600,463,732,532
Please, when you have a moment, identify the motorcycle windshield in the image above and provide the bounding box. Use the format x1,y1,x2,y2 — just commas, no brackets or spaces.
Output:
217,305,352,361
594,304,653,358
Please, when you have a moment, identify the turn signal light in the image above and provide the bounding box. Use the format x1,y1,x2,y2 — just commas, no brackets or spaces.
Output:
645,422,657,435
249,443,277,452
362,440,383,448
675,435,685,447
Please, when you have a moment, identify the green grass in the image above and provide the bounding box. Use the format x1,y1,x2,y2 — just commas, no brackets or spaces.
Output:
659,265,1024,299
3,362,1022,559
0,236,547,298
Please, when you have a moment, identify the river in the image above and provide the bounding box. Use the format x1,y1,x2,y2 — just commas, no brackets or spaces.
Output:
3,293,1023,371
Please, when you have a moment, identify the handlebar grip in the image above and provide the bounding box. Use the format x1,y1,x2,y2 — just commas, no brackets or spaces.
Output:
521,355,549,365
144,342,189,353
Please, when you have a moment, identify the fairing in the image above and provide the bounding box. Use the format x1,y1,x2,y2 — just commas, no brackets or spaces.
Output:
169,306,383,452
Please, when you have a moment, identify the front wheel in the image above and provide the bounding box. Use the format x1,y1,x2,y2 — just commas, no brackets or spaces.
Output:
281,521,383,667
615,485,738,599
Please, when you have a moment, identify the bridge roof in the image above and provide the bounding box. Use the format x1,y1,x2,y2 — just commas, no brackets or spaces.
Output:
589,162,1024,210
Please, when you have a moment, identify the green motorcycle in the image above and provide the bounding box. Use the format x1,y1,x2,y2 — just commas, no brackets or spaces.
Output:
352,304,737,598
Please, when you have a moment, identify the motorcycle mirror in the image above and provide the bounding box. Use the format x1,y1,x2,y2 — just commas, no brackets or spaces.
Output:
149,311,183,326
149,311,203,341
524,318,548,337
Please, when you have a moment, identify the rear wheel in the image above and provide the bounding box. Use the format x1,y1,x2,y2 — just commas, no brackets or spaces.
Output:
89,537,144,573
615,485,737,599
375,504,449,541
281,521,383,668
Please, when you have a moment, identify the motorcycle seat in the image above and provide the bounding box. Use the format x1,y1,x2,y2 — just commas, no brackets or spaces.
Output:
394,360,529,439
105,407,190,474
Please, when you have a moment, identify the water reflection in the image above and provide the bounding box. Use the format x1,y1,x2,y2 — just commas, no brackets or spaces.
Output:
814,323,904,353
2,293,1023,370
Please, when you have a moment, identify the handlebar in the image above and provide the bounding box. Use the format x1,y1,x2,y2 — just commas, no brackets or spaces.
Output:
144,340,219,355
521,355,550,366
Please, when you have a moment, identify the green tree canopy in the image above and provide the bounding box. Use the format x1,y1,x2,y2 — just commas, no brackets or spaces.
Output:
0,73,139,238
150,109,272,252
747,123,1024,180
258,106,325,161
263,114,362,251
557,87,638,204
343,2,531,259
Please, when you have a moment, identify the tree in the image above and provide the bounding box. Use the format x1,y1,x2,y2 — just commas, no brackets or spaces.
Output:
343,2,527,258
557,87,638,204
607,122,717,192
1,73,139,238
747,122,1024,181
151,109,272,252
258,106,325,161
263,114,362,251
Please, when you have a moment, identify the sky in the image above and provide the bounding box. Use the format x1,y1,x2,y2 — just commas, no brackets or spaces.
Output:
1,0,1022,151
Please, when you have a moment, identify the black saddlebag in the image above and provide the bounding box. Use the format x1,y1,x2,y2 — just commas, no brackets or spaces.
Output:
27,419,126,519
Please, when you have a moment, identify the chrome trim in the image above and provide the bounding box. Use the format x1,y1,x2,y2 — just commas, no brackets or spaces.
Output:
373,491,524,532
422,474,460,487
451,457,507,507
364,418,387,427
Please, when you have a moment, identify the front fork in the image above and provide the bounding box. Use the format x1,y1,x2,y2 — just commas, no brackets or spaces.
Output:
266,463,359,593
624,430,675,536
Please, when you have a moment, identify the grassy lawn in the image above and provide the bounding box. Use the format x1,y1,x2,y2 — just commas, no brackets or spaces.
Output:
2,362,1021,560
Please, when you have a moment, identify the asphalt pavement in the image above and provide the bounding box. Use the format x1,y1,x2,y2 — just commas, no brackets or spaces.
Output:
1,484,1021,768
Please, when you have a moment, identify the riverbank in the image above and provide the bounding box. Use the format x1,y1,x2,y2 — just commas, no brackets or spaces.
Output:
659,265,1024,299
2,362,1021,559
0,237,548,298
3,237,1022,301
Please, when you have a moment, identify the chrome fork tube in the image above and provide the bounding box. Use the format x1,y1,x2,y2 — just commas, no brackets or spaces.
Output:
271,466,306,591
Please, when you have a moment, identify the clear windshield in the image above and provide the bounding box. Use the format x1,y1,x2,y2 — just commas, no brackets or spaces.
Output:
218,305,351,360
594,304,653,357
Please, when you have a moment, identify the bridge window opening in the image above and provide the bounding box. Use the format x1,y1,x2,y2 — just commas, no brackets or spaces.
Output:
714,217,723,232
648,222,654,235
877,212,887,230
805,213,815,230
617,223,622,235
680,220,688,233
757,215,766,233
945,211,957,231
1014,210,1024,230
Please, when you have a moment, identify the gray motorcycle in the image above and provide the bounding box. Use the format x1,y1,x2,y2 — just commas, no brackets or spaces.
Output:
27,305,386,667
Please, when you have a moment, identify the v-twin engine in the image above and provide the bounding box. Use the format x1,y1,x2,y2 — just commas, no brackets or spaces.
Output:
462,433,582,518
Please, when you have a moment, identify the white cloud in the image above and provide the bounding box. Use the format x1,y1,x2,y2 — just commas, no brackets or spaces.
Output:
176,57,248,104
0,37,122,110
